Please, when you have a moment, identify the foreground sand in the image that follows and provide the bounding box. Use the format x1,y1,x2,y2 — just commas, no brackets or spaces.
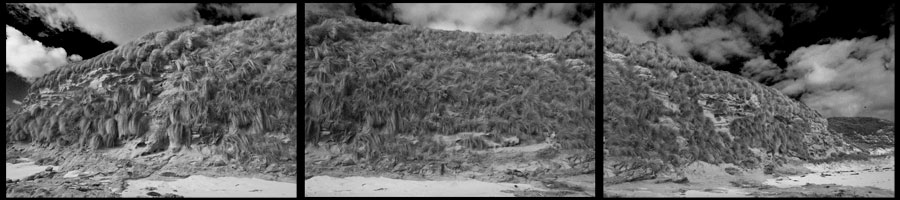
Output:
121,175,296,197
6,143,297,197
305,141,596,197
604,156,895,197
305,176,547,197
6,158,60,181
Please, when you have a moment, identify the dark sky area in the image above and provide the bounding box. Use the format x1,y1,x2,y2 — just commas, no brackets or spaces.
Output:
5,3,297,111
604,3,895,121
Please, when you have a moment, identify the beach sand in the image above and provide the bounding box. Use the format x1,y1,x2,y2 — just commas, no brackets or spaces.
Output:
305,175,548,197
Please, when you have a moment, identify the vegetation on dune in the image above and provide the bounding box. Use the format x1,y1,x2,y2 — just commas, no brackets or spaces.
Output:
603,28,834,170
304,10,595,165
827,117,893,137
6,15,297,164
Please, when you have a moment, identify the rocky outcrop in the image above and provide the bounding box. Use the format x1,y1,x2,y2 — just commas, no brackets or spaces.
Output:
603,158,667,185
633,65,654,80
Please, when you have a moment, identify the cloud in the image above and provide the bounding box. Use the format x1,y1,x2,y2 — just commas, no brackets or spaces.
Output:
602,4,655,43
664,3,719,28
68,54,83,61
242,3,297,17
656,27,757,64
603,3,777,64
35,3,295,45
788,3,826,26
775,33,894,120
38,3,198,45
6,25,78,81
741,56,782,83
393,3,594,38
304,3,354,17
734,6,783,39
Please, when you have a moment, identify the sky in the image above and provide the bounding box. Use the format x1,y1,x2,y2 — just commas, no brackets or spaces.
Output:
603,3,895,121
5,3,297,110
306,3,595,38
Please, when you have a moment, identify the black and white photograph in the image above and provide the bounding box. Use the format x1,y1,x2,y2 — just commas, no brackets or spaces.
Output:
304,3,595,197
603,3,895,197
5,3,298,197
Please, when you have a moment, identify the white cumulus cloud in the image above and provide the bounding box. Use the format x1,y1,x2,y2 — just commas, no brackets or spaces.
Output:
6,25,80,81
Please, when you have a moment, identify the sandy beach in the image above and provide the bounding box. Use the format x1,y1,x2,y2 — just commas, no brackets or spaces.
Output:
120,175,297,197
6,158,60,181
304,176,548,197
764,156,895,191
6,156,296,198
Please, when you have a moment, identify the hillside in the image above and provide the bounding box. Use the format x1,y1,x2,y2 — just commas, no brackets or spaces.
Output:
304,9,595,197
602,28,869,185
6,15,297,197
305,10,594,159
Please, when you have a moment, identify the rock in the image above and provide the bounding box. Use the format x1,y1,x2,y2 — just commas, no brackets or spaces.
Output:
724,167,741,175
76,187,91,192
161,193,184,198
145,186,158,191
392,163,405,172
45,167,54,172
764,165,775,175
211,159,226,167
147,191,161,196
447,161,461,169
703,188,727,193
265,164,279,173
655,175,689,184
338,154,356,166
160,172,189,178
604,159,663,184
